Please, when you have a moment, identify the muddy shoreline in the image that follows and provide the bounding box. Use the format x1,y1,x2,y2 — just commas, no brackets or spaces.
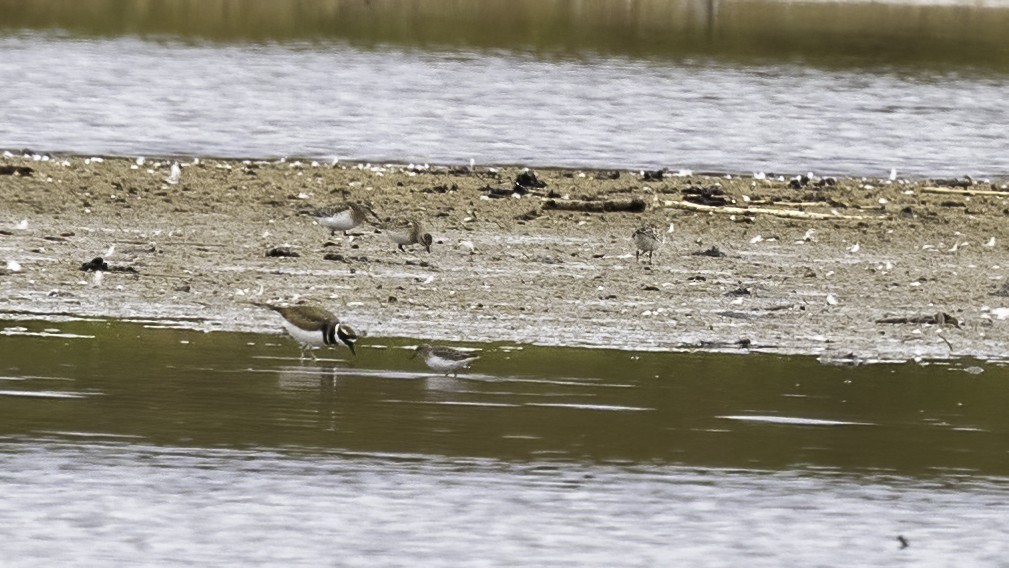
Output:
2,153,1009,363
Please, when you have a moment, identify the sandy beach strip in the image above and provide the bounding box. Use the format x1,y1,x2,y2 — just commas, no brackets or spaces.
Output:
2,154,1008,362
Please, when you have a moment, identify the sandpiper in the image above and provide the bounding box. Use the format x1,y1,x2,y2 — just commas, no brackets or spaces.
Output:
411,345,479,377
380,218,433,253
306,202,380,236
632,224,665,264
254,302,358,360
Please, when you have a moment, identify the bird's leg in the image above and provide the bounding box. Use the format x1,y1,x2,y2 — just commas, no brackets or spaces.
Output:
398,244,406,252
649,251,654,264
635,250,641,262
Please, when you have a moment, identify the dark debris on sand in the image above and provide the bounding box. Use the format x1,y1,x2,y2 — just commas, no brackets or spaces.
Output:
693,246,727,258
0,165,33,176
514,170,547,192
80,256,138,273
266,247,300,258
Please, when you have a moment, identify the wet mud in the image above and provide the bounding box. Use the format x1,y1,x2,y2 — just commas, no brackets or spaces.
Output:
2,154,1009,363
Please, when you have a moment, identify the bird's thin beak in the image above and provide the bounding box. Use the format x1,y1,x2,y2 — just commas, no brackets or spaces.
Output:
409,349,418,359
346,341,357,356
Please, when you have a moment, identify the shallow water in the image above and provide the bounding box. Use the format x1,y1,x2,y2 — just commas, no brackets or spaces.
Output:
4,444,1009,566
3,0,1009,176
2,318,1009,564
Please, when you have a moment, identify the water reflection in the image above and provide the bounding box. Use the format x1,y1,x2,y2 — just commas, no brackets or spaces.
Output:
2,0,1009,70
2,441,1006,565
2,317,1008,475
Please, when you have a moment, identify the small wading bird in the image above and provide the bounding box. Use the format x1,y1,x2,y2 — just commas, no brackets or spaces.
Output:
253,302,359,361
381,218,433,253
304,202,381,236
412,345,479,377
632,224,665,264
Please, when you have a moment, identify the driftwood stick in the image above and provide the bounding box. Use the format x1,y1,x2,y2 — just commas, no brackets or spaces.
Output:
920,187,1009,197
663,200,875,221
746,201,828,208
875,312,959,327
543,198,646,213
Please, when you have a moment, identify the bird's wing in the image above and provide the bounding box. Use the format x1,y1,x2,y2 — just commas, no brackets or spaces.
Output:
288,306,338,330
251,301,283,313
380,218,413,231
431,347,479,361
314,205,350,217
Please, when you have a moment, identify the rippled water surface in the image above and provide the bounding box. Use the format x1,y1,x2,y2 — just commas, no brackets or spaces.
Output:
2,318,1009,565
3,0,1009,175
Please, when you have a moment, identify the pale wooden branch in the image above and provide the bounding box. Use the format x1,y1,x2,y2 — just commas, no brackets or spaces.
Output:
662,200,876,221
920,187,1009,197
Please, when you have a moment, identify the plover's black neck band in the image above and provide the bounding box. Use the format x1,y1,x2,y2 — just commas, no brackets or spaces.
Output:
323,320,337,346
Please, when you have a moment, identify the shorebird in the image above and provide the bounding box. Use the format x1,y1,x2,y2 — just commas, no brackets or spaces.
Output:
254,302,358,360
305,202,380,236
411,345,479,377
632,224,665,264
380,218,433,253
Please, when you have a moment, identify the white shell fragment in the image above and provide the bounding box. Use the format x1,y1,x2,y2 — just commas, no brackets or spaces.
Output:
166,162,182,185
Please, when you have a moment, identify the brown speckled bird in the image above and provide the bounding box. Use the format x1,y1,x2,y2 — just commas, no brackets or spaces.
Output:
381,218,433,253
632,224,665,264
